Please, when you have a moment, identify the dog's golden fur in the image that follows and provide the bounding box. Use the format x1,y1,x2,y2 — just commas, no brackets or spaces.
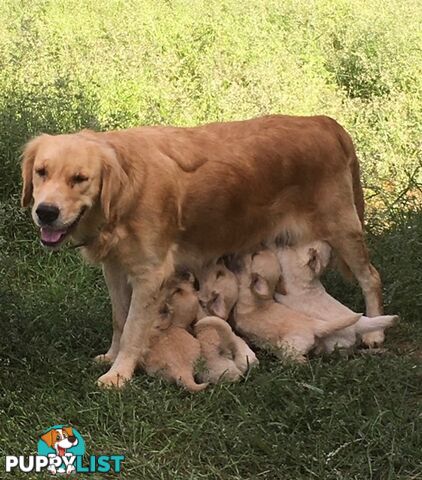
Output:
22,115,383,387
138,276,208,392
232,251,361,362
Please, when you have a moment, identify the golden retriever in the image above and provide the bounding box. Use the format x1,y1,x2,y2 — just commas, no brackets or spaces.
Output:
231,250,361,362
138,274,208,392
274,241,398,352
21,115,384,387
194,259,258,382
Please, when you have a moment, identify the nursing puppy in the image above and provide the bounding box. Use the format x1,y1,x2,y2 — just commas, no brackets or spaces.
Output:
231,251,361,362
22,115,384,387
141,274,208,392
275,241,399,353
195,260,258,382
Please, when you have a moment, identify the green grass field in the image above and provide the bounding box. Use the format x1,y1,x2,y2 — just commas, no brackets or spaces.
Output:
0,1,421,478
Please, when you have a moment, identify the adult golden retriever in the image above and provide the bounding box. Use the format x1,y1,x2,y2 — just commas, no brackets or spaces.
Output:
21,115,384,387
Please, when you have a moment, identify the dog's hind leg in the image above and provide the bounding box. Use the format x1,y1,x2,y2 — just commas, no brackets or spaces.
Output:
94,259,132,365
326,217,385,346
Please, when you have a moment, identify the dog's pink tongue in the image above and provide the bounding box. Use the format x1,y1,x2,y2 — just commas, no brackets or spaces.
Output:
41,228,66,243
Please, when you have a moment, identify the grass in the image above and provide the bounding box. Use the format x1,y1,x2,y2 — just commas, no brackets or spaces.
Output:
0,1,421,478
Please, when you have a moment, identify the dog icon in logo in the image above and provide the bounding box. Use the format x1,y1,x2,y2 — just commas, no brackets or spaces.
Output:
39,425,83,474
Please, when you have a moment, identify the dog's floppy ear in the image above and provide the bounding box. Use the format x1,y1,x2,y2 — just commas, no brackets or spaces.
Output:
208,293,226,319
175,268,199,290
307,248,325,277
156,301,174,330
21,135,47,207
100,143,129,223
250,272,271,298
63,426,73,437
40,429,56,447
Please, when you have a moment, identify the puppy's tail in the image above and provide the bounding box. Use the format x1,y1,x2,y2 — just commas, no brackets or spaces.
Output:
178,375,209,393
355,315,399,335
195,317,238,352
314,313,362,337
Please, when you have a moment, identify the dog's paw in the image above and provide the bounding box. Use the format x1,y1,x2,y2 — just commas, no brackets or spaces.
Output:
97,371,130,389
94,353,115,365
361,330,385,348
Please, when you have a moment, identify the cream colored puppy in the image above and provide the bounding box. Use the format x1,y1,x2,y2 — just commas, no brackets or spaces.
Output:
141,274,208,392
196,259,258,381
275,241,399,353
195,317,245,383
231,251,360,362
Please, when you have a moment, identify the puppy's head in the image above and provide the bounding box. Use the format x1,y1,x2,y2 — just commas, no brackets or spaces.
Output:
249,250,283,299
21,132,128,249
278,241,332,283
155,273,199,330
198,258,239,320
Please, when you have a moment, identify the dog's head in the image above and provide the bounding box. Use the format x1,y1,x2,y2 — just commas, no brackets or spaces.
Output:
198,258,239,320
154,272,199,330
277,241,332,284
249,250,284,299
21,132,129,248
40,427,78,454
226,250,283,300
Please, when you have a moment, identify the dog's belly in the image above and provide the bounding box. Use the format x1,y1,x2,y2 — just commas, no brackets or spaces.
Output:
177,184,314,263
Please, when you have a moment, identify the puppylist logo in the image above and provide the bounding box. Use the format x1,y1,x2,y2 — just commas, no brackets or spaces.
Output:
5,425,124,475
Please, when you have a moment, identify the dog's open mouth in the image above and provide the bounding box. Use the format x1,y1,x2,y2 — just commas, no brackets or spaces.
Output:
40,208,86,248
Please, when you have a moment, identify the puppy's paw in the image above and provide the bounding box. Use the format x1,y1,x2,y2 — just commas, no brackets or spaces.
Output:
94,353,116,365
362,330,385,348
97,371,131,389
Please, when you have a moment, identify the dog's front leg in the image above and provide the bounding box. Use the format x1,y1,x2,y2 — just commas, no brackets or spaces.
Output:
96,278,159,388
94,258,132,365
96,250,175,388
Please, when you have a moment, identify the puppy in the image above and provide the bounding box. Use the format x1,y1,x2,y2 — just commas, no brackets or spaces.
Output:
194,317,245,383
231,251,361,362
275,241,398,352
197,258,240,320
141,274,208,392
195,259,258,381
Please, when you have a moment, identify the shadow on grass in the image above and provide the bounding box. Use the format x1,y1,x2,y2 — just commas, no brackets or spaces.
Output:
0,208,420,479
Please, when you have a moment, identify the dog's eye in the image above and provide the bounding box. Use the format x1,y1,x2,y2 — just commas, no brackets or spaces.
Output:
173,287,183,295
72,174,88,184
36,167,47,177
216,270,225,279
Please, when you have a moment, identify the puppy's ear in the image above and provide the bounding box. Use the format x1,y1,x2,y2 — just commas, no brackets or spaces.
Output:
250,272,271,298
275,275,287,295
209,293,226,319
21,135,46,207
40,429,55,448
175,268,199,290
307,248,324,277
157,302,173,330
100,144,129,223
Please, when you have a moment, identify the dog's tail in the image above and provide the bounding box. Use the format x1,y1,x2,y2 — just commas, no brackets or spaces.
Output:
314,313,362,337
178,374,209,393
355,315,399,335
195,316,238,352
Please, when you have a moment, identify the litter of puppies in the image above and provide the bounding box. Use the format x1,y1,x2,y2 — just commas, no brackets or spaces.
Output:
132,241,399,391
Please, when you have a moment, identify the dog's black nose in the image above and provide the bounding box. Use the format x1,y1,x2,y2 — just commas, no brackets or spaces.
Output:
36,203,59,224
68,435,76,443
